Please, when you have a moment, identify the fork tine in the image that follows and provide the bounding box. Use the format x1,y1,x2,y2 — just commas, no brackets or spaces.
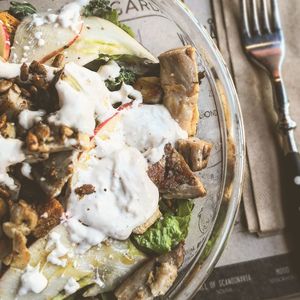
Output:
261,0,271,33
271,0,282,30
251,0,261,34
241,0,251,37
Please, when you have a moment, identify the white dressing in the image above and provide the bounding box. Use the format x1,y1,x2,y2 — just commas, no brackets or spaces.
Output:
0,61,24,79
97,60,121,81
65,218,106,253
94,105,188,163
0,61,57,81
110,83,143,106
67,146,159,250
21,163,32,180
121,105,188,163
0,136,25,189
64,277,80,295
48,62,111,135
18,110,46,130
18,265,48,296
57,2,82,32
32,1,83,33
46,232,69,267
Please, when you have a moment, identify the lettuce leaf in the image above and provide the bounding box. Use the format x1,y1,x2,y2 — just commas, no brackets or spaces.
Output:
133,200,194,254
84,54,159,77
9,1,37,20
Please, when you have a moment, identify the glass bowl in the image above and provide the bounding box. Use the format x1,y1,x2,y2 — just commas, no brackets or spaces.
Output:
0,0,245,299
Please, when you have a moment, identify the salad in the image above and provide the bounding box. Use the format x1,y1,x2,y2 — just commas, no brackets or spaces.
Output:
0,1,213,299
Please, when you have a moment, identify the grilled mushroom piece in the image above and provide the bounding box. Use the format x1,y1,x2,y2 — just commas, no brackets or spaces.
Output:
31,151,76,198
133,77,163,104
176,138,213,172
115,243,185,300
0,84,30,119
159,46,199,136
148,144,206,199
33,198,64,238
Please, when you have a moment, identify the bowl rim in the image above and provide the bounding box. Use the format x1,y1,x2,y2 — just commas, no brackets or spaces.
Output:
159,1,246,299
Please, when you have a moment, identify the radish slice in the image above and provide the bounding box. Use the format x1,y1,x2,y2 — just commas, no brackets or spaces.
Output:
93,102,133,138
0,21,10,61
9,15,82,64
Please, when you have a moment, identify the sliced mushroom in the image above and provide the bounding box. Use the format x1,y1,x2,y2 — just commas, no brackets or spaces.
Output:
0,180,21,202
133,77,163,104
23,151,50,164
33,198,64,239
0,84,30,119
115,243,185,300
159,46,199,136
2,200,38,269
26,123,92,154
0,198,8,220
0,122,16,139
133,208,162,235
148,144,206,199
0,113,16,138
176,138,212,172
31,151,76,198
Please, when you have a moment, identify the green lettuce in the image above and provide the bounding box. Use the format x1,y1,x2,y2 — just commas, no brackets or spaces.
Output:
133,200,194,254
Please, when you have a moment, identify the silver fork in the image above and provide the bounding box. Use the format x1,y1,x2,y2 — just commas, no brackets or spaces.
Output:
240,0,300,266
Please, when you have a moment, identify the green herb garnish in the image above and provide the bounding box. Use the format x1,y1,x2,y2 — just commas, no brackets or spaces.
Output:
133,200,194,254
9,1,37,20
82,0,134,37
105,67,136,91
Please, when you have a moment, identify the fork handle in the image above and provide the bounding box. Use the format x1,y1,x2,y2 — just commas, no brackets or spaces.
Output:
284,152,300,209
272,78,298,153
284,151,300,272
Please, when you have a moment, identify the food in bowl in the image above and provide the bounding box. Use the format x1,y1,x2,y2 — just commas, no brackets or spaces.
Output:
0,1,212,299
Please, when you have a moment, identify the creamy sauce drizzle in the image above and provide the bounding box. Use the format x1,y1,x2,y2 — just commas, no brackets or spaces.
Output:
0,61,57,81
48,62,111,135
64,277,80,295
0,136,25,189
120,105,188,163
67,146,159,250
18,110,46,130
18,265,48,296
21,162,32,180
32,0,85,33
46,232,69,267
97,60,121,81
48,62,143,135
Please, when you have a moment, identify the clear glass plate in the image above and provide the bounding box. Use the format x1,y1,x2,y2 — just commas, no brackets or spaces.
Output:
0,1,245,299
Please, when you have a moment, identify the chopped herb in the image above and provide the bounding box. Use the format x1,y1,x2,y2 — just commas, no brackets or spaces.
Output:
105,67,136,91
9,1,37,20
82,0,134,37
